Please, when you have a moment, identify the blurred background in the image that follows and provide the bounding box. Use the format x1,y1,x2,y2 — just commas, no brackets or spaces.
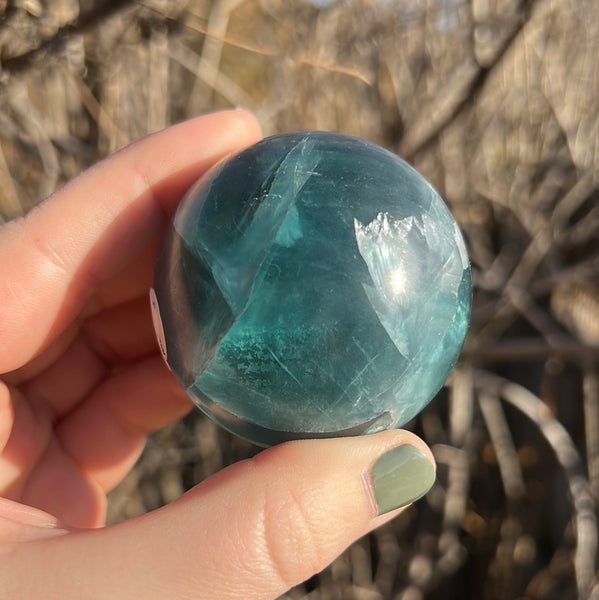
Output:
0,0,598,598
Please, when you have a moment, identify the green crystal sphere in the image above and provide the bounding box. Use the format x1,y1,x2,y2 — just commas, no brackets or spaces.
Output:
152,132,471,446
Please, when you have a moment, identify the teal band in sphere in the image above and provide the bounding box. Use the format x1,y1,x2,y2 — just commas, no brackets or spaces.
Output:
152,132,471,447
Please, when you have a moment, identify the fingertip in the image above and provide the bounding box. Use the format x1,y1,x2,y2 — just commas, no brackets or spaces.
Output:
176,109,263,166
263,429,436,520
368,437,436,516
373,428,436,471
229,108,263,141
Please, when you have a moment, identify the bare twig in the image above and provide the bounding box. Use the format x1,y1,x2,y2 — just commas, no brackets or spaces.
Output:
65,69,128,149
431,444,470,581
0,0,138,78
583,368,599,503
551,170,599,233
7,84,59,198
399,0,545,160
476,370,597,599
478,390,526,500
190,0,246,107
449,367,474,447
168,40,254,110
551,281,599,348
463,336,599,364
0,140,21,220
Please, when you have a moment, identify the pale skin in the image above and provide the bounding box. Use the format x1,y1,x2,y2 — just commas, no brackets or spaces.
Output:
0,110,434,599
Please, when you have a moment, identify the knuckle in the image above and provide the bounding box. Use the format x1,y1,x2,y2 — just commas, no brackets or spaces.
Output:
259,464,327,589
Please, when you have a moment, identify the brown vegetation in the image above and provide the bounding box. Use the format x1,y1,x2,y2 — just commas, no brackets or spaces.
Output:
1,0,598,598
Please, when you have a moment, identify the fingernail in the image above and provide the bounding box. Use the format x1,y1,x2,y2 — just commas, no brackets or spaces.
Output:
370,444,435,515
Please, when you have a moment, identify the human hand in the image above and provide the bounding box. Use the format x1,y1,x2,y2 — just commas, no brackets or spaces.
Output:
0,110,435,599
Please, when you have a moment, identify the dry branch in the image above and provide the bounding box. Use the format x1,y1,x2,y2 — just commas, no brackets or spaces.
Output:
0,0,137,78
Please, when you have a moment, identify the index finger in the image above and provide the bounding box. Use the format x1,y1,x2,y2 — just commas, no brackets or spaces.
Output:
0,110,262,373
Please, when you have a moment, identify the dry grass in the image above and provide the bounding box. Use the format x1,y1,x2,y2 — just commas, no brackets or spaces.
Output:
1,0,598,598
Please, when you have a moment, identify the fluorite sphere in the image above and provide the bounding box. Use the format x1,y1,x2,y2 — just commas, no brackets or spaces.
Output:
152,132,471,446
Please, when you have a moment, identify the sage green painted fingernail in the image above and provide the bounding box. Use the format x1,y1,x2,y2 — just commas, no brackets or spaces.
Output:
371,444,435,515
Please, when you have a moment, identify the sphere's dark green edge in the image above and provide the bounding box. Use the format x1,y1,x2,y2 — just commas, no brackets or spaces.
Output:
190,388,395,447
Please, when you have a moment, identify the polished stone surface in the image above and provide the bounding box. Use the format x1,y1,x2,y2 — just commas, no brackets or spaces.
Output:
152,132,471,446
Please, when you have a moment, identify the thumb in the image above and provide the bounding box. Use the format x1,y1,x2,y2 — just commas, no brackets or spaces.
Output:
6,431,435,600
